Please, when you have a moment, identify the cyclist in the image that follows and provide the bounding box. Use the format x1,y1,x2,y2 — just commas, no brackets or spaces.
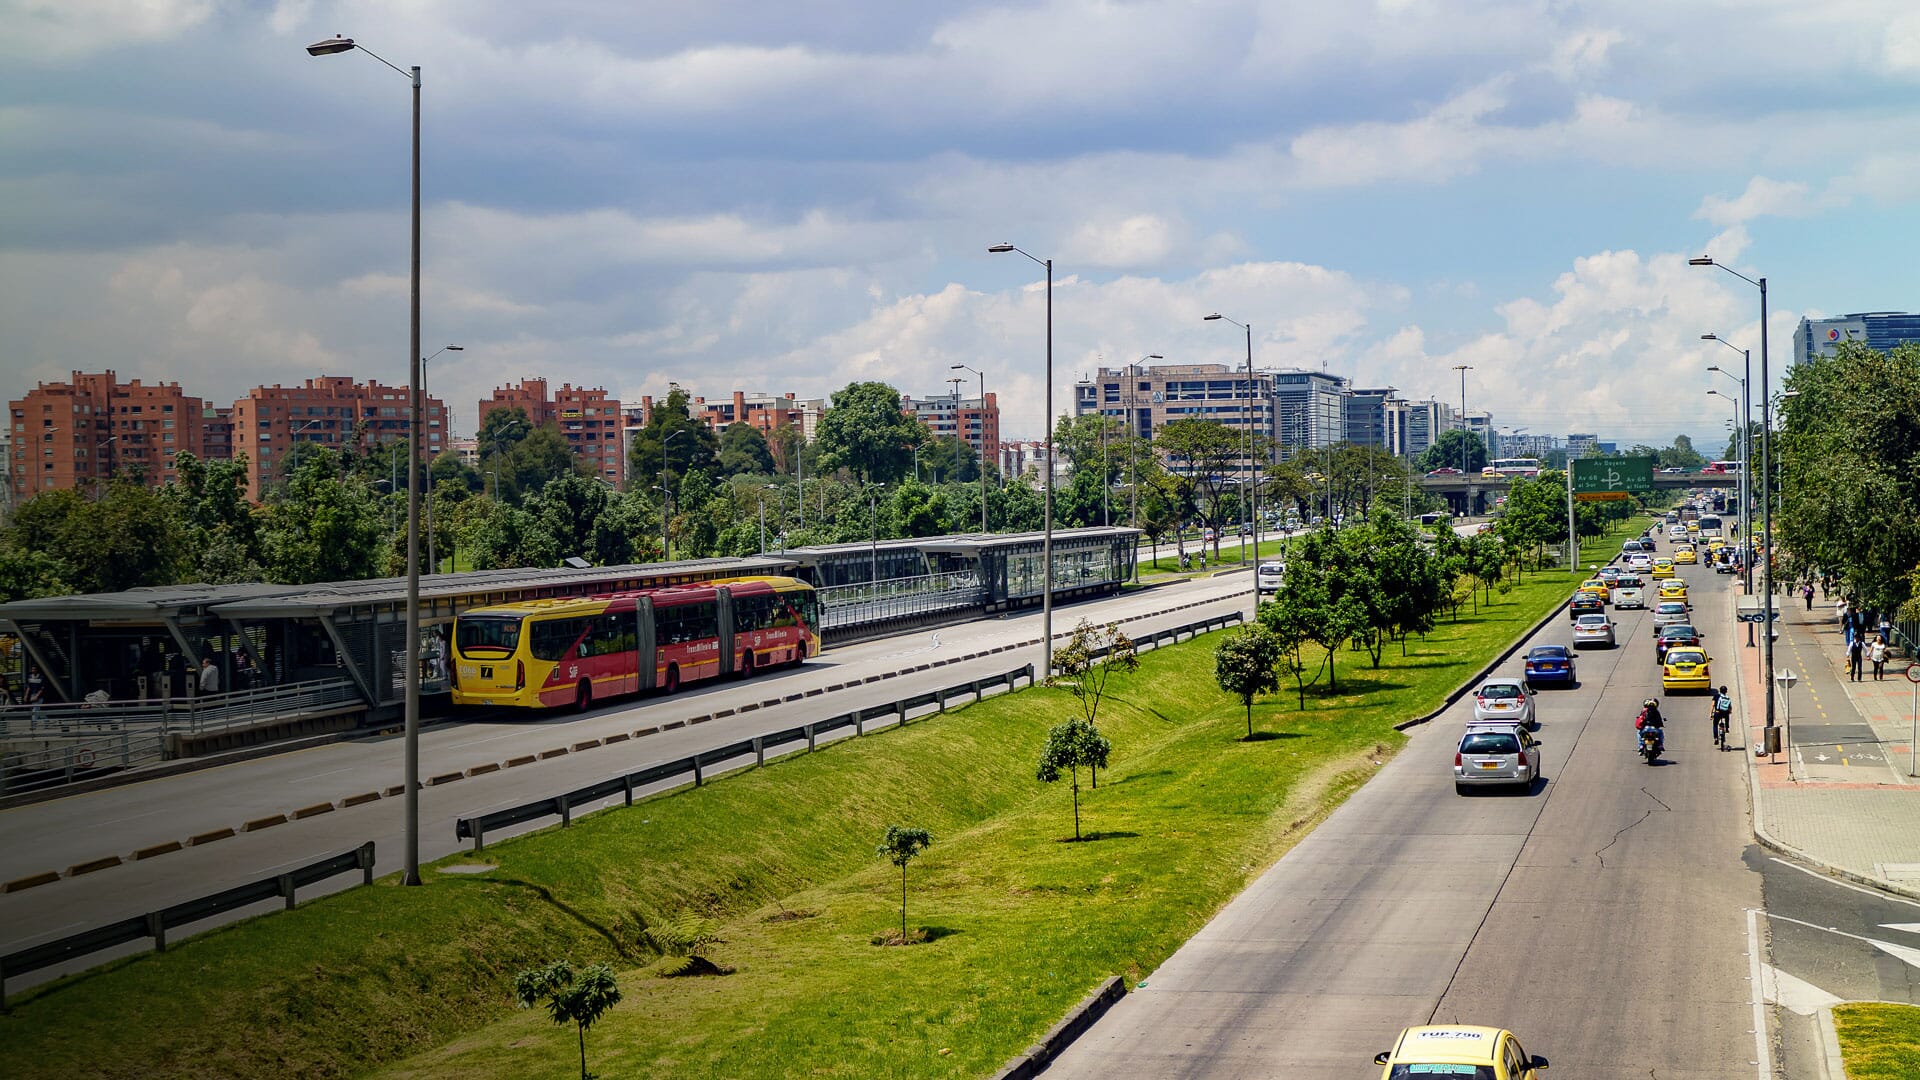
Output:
1711,685,1733,749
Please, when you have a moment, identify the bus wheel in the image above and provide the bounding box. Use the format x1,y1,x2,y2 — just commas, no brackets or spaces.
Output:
739,651,753,680
664,665,679,694
576,680,592,712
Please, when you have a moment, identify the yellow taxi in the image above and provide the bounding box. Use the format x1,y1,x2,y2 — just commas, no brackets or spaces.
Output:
1649,557,1676,579
1374,1025,1547,1078
1672,546,1698,564
1658,579,1688,601
1577,578,1611,602
1662,646,1712,692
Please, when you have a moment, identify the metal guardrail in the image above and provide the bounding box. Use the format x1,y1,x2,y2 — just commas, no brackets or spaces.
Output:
0,678,360,739
0,841,375,1009
455,664,1037,850
454,609,1251,850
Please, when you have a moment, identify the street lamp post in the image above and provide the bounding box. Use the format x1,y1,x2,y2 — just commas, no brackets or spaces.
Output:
487,418,524,502
419,345,462,574
1452,364,1473,518
988,243,1056,676
950,364,990,534
307,33,430,886
1121,353,1162,582
660,429,686,561
868,482,887,586
1692,256,1775,744
1206,314,1260,611
1706,364,1751,592
1705,332,1755,593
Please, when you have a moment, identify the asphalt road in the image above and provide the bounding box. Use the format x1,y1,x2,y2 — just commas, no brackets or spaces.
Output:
0,572,1258,986
1047,553,1771,1078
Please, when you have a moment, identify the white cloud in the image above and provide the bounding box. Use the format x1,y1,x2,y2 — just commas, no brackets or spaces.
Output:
1545,27,1625,81
1,0,217,60
1694,176,1833,227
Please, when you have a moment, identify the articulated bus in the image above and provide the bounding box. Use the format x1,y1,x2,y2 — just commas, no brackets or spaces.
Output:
1700,460,1743,475
451,576,820,710
1696,514,1725,540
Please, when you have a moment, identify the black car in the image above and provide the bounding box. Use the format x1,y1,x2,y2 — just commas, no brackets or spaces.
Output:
1655,624,1701,660
1569,593,1605,620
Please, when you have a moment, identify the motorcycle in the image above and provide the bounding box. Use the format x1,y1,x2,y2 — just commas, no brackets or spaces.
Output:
1639,724,1664,764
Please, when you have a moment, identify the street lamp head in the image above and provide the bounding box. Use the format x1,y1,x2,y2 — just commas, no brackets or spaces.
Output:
445,344,464,352
1203,313,1224,321
986,243,1016,253
1701,333,1718,340
1688,257,1714,266
1146,353,1164,359
1707,365,1721,373
306,35,356,56
949,363,966,370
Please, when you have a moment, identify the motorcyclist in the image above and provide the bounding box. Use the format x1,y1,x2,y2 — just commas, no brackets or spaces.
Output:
1635,697,1665,752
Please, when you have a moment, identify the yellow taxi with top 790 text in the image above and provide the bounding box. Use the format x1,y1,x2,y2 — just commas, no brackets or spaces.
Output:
1374,1025,1548,1078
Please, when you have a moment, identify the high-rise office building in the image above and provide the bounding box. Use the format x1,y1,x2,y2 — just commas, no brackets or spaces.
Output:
479,378,624,488
9,371,210,501
1345,387,1406,455
1073,362,1276,458
1402,399,1456,458
1792,312,1920,367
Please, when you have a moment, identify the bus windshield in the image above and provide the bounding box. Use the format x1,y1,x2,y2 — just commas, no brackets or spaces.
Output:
456,617,522,656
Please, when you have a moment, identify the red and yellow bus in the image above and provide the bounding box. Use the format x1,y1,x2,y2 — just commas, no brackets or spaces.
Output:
451,576,820,709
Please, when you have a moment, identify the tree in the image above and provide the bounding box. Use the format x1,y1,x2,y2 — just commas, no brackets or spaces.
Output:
815,381,924,484
627,385,718,490
511,424,588,499
1214,624,1283,737
1155,418,1245,558
261,449,386,583
1048,620,1138,786
8,481,190,594
1036,718,1111,841
1416,429,1487,474
511,960,622,1080
875,825,933,944
717,422,777,477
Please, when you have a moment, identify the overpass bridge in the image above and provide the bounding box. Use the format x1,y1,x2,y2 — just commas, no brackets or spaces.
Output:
1416,470,1738,514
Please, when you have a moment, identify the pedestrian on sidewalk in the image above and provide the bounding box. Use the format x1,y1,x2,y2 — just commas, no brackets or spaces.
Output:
1802,582,1815,610
1836,596,1849,626
1848,634,1865,681
1871,635,1889,680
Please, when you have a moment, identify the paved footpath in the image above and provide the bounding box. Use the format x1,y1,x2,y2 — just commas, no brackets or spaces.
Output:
1733,582,1920,895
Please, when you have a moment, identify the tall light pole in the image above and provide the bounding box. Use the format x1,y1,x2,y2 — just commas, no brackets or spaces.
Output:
868,482,887,586
950,364,990,534
1120,354,1162,581
1705,332,1755,593
420,345,462,575
1206,314,1260,609
1452,363,1473,518
988,243,1056,675
307,33,429,886
1706,362,1752,593
660,429,686,561
487,418,524,501
1692,256,1775,743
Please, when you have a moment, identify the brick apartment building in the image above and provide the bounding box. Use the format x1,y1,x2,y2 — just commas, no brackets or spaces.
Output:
9,371,211,500
232,377,446,500
901,390,1000,461
478,378,624,487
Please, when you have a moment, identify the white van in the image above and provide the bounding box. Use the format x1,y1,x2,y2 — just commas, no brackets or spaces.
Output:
1257,562,1285,594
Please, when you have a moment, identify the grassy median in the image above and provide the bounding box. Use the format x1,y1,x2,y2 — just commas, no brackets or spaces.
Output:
1834,1003,1920,1080
0,520,1637,1080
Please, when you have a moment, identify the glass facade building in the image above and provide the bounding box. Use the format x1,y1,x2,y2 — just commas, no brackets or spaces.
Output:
1792,312,1920,367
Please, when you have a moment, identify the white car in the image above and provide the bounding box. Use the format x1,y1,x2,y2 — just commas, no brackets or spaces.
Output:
1613,585,1645,609
1571,613,1616,648
1627,553,1653,574
1471,678,1536,727
1650,600,1690,628
1256,562,1285,594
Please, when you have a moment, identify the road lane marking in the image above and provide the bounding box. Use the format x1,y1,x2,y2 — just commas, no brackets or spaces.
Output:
1746,908,1774,1079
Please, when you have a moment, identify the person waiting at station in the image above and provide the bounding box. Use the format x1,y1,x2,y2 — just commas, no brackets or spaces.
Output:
198,655,220,695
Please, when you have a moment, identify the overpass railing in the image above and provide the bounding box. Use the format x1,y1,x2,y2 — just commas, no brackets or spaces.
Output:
817,571,987,629
0,678,361,739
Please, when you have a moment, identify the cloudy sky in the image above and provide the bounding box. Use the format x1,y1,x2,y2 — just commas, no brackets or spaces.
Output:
5,1,1918,450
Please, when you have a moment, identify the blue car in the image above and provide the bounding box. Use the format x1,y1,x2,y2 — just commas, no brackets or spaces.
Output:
1523,645,1577,688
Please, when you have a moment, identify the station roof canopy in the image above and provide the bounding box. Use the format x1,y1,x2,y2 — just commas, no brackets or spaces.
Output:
0,556,797,624
783,526,1140,561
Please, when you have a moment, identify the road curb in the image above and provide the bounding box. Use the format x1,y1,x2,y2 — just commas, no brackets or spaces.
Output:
1394,584,1586,733
987,975,1126,1079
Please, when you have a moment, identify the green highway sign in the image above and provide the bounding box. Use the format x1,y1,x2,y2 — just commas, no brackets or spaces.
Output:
1571,456,1654,495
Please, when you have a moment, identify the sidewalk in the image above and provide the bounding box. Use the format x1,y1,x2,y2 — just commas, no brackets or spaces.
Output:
1737,584,1920,896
